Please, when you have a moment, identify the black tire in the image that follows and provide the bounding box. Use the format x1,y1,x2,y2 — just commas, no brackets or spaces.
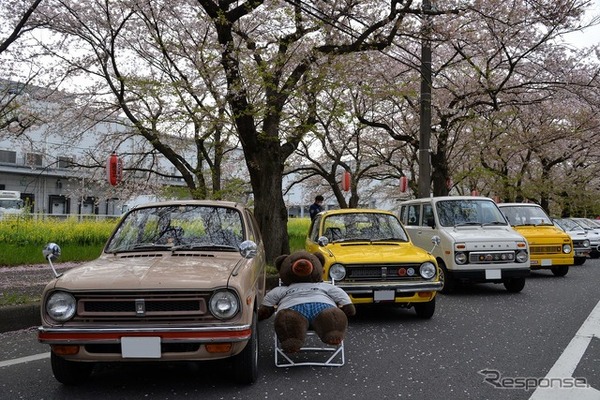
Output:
414,297,436,319
233,310,259,384
50,352,93,385
551,266,569,277
503,277,526,293
573,257,586,266
438,262,456,294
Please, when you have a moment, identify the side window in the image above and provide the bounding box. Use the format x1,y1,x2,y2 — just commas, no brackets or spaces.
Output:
406,205,420,226
422,204,433,227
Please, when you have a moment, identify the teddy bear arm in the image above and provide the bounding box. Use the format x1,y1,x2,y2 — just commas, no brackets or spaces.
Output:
341,303,356,317
258,305,275,321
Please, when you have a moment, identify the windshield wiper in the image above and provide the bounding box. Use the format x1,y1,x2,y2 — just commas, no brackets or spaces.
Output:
454,222,482,227
482,221,507,226
132,243,173,250
172,243,237,251
370,237,406,242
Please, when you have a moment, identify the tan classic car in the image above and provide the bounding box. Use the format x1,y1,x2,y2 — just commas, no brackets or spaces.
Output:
38,200,266,385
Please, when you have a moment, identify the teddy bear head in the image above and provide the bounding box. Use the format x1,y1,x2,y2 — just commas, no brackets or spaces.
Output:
274,250,326,286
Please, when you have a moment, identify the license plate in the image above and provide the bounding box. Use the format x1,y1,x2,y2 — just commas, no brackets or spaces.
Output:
374,290,395,302
541,259,552,266
485,269,501,279
121,337,161,358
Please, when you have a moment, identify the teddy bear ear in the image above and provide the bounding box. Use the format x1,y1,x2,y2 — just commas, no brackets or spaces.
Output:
312,252,325,266
274,254,288,271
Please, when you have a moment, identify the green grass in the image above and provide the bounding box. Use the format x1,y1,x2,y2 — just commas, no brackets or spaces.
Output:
0,292,37,307
288,217,311,252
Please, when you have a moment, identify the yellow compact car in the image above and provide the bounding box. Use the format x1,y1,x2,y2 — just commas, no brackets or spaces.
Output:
305,208,442,318
498,203,574,276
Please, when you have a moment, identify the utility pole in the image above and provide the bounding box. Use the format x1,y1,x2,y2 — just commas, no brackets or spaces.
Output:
418,0,432,198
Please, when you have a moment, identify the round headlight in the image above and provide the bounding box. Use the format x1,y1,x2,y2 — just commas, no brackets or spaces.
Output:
46,291,76,322
516,250,528,263
582,240,590,248
209,290,239,319
455,252,467,265
329,263,346,281
562,244,572,254
419,262,437,279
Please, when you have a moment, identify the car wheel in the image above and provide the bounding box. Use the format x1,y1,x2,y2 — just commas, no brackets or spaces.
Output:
503,277,525,293
413,297,435,319
574,257,586,266
551,266,569,277
438,262,455,294
50,352,93,385
233,310,258,384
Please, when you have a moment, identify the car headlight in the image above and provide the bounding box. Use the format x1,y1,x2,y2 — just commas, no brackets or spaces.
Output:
329,264,346,281
582,240,590,248
562,244,572,254
516,250,528,263
209,290,240,319
419,262,436,279
46,291,76,322
455,252,467,265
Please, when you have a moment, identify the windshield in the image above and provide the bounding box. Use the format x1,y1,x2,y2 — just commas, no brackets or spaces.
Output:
555,218,584,232
321,212,409,242
436,199,508,227
105,205,245,252
500,205,552,226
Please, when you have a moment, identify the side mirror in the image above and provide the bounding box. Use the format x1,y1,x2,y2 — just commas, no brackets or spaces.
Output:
238,240,257,258
317,236,329,246
42,243,62,278
431,236,441,246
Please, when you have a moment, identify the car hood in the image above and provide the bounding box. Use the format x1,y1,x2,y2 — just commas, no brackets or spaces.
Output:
510,225,570,241
327,242,433,263
49,253,242,291
444,226,524,242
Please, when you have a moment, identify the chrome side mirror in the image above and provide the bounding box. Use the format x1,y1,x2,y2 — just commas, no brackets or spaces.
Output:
317,236,329,246
238,240,257,258
430,235,441,253
42,243,62,278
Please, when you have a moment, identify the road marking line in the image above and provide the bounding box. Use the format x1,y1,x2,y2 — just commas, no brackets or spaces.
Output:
0,352,50,368
529,300,600,400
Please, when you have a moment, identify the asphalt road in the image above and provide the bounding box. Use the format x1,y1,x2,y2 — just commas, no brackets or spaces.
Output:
1,260,599,400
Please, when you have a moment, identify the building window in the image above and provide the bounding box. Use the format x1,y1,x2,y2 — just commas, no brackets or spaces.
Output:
25,152,43,167
0,150,17,164
58,156,73,169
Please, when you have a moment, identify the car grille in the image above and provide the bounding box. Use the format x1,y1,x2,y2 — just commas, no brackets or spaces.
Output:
344,263,424,281
571,240,589,249
529,245,562,255
71,291,213,323
468,251,516,264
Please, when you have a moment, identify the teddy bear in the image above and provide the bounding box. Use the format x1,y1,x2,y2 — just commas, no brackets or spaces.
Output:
258,250,356,354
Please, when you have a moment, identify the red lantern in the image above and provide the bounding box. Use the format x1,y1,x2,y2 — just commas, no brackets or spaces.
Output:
107,152,123,186
400,176,408,193
341,170,351,192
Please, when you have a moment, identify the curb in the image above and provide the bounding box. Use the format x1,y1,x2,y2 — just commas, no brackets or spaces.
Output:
0,303,40,333
0,276,281,333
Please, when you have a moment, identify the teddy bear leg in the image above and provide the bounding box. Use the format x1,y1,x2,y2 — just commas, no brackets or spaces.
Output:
311,307,348,346
274,309,309,353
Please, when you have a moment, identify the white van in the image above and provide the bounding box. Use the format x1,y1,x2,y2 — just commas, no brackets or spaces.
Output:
0,190,24,219
398,196,530,293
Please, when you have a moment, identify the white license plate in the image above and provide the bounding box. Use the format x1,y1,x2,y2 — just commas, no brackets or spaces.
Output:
485,269,502,280
541,259,552,266
374,290,395,302
121,337,161,358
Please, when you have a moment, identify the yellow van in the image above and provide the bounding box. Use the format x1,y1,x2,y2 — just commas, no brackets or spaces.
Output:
497,203,574,276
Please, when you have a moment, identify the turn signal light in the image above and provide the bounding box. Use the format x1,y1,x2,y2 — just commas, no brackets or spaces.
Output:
51,345,80,356
205,343,232,353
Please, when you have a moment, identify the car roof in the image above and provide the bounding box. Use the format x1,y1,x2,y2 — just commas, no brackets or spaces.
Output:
131,199,245,210
320,208,395,216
